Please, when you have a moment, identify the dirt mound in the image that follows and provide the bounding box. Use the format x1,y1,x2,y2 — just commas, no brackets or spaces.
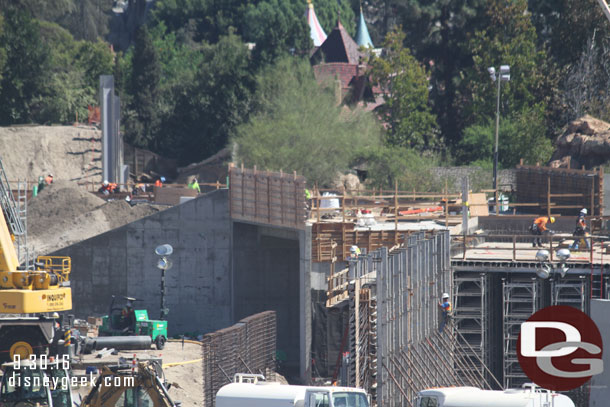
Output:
27,181,161,254
0,125,102,183
28,180,106,235
550,115,610,168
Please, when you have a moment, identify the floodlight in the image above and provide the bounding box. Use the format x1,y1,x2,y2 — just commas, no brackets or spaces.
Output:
559,265,569,278
536,264,551,279
556,248,571,262
535,249,550,262
488,67,496,81
157,257,173,271
501,73,510,82
500,65,510,74
155,244,173,256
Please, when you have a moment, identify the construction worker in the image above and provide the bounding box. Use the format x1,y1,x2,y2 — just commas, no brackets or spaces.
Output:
530,216,555,248
155,176,165,187
349,245,361,260
438,293,452,332
120,299,136,332
570,208,590,250
37,175,46,193
45,173,54,185
99,180,118,195
188,177,201,193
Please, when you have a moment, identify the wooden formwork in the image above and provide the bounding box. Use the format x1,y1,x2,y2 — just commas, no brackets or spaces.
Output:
312,222,407,262
229,164,307,229
515,165,603,216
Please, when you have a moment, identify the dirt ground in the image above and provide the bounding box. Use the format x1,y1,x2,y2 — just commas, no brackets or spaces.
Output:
27,180,161,254
0,125,102,184
72,341,203,406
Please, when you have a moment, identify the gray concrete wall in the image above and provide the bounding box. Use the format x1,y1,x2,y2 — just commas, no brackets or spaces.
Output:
55,189,232,336
232,222,311,381
590,299,610,406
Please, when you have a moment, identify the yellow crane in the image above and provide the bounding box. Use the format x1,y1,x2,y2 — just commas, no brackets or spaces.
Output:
0,162,72,362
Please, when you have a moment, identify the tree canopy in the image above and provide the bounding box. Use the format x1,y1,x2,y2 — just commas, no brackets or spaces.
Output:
2,0,610,176
369,28,438,150
233,57,381,186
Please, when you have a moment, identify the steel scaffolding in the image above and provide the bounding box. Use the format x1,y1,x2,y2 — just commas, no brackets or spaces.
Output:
453,273,488,379
335,231,499,407
502,278,540,389
551,276,587,311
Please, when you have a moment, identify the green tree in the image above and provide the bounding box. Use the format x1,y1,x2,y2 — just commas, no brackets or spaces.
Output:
124,25,162,149
233,57,381,186
243,0,311,66
461,0,554,123
315,0,356,36
363,0,486,147
164,32,255,164
34,21,98,123
457,104,552,168
0,7,50,124
454,0,556,165
59,0,112,41
352,145,443,191
369,28,438,150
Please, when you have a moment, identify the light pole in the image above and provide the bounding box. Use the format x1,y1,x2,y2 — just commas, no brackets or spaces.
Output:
487,65,510,215
155,244,173,320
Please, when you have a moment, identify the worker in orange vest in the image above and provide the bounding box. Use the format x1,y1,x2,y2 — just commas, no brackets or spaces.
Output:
155,176,165,187
530,216,555,248
99,180,118,195
44,173,53,185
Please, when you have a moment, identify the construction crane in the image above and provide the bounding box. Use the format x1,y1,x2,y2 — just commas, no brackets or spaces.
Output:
0,156,73,362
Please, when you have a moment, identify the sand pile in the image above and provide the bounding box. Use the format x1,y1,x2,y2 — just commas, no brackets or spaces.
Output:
28,180,161,254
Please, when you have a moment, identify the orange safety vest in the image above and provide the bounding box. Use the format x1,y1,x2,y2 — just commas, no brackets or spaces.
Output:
155,180,163,187
534,217,550,232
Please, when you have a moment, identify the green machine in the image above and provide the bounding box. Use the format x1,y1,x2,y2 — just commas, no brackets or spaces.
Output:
98,296,168,350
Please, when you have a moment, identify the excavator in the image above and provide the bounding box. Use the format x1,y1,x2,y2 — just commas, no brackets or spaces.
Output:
0,159,73,362
81,360,181,407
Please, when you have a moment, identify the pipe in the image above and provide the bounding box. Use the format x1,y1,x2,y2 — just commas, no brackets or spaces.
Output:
83,336,152,353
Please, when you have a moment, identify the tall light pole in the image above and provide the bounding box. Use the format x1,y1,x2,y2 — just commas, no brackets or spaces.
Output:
488,65,510,215
155,244,173,320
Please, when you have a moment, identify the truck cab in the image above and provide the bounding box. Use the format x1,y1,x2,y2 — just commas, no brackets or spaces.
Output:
216,374,369,407
305,389,369,407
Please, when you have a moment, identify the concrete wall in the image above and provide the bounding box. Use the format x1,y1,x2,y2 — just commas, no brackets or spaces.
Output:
56,189,232,335
590,299,610,406
232,222,311,381
57,188,312,381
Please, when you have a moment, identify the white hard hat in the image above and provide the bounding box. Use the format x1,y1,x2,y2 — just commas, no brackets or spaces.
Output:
350,245,358,253
442,293,450,299
580,208,587,215
103,180,109,186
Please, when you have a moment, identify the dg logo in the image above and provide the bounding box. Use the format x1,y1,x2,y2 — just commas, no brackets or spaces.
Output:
518,305,604,391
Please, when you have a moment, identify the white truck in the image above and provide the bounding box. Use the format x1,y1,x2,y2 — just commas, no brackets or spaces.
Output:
414,385,575,407
215,374,369,407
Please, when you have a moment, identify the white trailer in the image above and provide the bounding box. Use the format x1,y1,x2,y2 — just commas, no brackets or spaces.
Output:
215,374,369,407
414,385,575,407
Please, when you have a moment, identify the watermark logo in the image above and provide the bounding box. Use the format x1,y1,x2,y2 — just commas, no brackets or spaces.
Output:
517,305,603,391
